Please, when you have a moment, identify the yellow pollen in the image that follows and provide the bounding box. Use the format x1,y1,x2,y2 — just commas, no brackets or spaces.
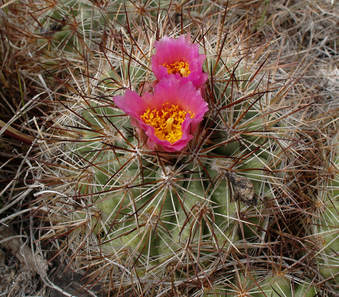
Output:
162,61,191,77
140,104,194,144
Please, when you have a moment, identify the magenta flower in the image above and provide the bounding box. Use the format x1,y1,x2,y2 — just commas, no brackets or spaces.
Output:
113,78,208,152
151,35,208,89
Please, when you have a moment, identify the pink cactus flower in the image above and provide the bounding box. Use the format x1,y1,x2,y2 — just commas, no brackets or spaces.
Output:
151,35,208,88
113,78,208,152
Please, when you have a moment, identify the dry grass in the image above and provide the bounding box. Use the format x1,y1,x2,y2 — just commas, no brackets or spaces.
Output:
0,0,337,296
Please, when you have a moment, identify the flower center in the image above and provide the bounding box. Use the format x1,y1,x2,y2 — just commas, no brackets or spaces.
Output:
141,104,193,144
162,61,191,77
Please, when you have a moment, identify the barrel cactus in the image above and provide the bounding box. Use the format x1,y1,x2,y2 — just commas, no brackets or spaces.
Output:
25,1,338,296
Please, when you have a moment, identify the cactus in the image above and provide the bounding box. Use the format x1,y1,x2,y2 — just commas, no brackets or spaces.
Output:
313,136,339,290
3,0,332,296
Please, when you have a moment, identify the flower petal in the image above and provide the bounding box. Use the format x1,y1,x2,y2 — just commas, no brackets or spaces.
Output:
151,35,207,88
113,75,208,152
113,90,146,117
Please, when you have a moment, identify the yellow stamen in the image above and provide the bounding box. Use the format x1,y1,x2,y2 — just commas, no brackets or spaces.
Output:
141,104,194,144
162,61,191,77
